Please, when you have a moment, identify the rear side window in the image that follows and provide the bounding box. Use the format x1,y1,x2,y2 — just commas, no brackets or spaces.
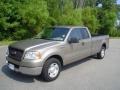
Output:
80,28,90,39
68,28,82,40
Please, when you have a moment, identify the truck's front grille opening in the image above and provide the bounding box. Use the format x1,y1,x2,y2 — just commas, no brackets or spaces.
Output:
8,47,24,61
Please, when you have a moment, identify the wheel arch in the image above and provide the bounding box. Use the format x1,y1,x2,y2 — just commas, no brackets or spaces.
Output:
44,54,64,67
102,43,106,49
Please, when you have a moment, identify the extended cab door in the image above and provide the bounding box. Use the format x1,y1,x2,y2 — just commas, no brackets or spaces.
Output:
65,28,91,64
78,28,91,59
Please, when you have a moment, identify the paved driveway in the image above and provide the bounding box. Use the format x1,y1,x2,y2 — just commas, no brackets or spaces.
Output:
0,39,120,90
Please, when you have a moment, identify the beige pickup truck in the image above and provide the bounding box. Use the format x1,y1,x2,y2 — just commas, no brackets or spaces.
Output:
6,26,109,81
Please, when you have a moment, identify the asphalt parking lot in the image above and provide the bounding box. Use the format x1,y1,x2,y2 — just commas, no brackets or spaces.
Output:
0,39,120,90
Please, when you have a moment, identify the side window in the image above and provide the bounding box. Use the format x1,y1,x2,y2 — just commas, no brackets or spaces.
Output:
68,28,82,40
80,28,90,39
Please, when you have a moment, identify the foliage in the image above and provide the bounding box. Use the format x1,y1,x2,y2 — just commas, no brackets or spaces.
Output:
57,2,83,25
0,0,49,40
109,29,120,37
98,10,117,34
82,7,100,34
0,40,16,46
0,0,119,41
97,0,117,35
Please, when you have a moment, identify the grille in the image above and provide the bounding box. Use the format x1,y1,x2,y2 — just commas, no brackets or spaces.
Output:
8,47,24,61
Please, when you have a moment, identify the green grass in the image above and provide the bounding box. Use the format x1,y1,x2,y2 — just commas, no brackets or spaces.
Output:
0,41,16,46
110,37,120,39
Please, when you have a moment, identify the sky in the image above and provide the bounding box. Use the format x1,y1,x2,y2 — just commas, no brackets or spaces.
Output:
117,0,120,4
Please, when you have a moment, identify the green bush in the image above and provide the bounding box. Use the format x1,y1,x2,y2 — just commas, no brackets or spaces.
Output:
47,0,83,26
0,0,49,40
0,0,119,41
98,10,117,35
13,28,28,40
82,7,100,34
58,9,83,25
109,29,120,37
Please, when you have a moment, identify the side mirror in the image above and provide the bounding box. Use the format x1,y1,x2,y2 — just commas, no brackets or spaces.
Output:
68,37,79,44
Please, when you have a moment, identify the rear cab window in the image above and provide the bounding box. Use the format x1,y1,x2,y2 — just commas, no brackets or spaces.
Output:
80,28,90,39
68,28,83,40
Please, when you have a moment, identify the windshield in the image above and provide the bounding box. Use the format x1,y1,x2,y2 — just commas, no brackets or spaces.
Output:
35,27,69,41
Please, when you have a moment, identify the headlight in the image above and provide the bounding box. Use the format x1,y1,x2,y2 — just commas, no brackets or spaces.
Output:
24,51,41,60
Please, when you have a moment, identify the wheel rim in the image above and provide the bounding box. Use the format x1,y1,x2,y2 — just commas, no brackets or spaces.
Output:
48,63,59,78
101,48,105,57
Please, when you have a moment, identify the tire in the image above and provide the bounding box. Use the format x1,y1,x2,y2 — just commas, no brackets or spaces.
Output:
41,58,61,82
97,46,106,59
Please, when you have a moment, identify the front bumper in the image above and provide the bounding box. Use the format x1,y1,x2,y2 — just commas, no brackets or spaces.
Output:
6,57,43,76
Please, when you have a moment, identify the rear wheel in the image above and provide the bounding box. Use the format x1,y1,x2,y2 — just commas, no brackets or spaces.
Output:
41,58,61,82
97,46,106,59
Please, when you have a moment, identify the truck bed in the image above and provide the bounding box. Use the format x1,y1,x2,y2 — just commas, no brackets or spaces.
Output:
91,34,107,37
90,34,109,55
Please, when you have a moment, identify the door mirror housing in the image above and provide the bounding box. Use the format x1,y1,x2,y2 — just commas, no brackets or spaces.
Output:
68,37,79,43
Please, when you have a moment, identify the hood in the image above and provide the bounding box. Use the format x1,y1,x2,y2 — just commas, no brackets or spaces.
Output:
9,39,59,51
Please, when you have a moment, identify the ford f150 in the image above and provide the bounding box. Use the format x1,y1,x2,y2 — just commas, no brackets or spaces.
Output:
6,26,109,81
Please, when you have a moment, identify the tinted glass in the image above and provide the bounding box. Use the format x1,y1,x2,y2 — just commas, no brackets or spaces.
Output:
51,28,69,41
80,28,89,39
68,28,82,40
35,28,69,41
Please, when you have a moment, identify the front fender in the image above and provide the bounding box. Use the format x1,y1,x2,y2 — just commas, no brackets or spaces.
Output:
40,48,64,66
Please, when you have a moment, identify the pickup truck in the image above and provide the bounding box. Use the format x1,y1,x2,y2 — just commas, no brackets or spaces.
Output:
6,26,109,81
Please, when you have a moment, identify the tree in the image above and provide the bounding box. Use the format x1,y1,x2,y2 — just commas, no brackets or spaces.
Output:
0,0,49,40
98,0,117,34
84,0,97,7
0,0,119,40
73,0,85,8
82,7,100,34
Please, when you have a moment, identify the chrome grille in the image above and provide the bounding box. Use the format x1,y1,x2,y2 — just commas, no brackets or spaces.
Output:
8,47,24,61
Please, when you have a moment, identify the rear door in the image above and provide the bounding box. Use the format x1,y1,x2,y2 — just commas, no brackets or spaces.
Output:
78,28,91,59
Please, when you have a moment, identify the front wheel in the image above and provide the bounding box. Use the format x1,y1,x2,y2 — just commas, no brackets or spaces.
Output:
41,58,61,82
97,46,106,59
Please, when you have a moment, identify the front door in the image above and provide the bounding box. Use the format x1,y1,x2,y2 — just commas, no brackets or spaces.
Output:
64,28,91,64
